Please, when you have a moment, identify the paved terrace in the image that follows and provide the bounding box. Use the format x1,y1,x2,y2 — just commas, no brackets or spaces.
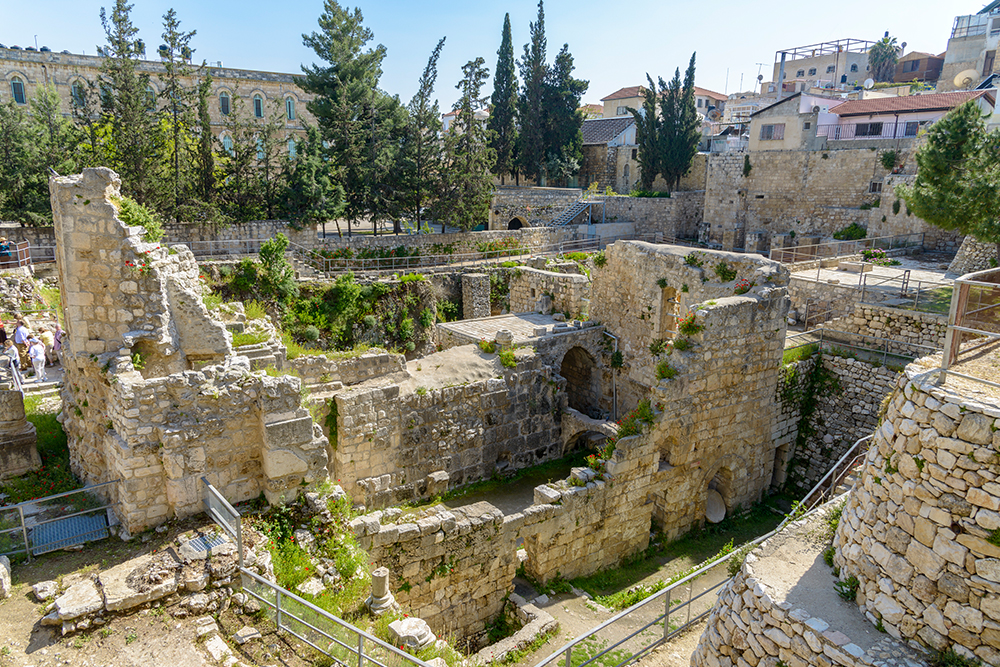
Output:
437,312,600,346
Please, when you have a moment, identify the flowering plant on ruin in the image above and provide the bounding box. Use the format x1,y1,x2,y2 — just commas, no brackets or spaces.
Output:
125,249,158,277
733,278,755,295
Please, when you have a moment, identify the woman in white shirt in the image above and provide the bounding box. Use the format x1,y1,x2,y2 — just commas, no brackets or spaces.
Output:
28,337,46,383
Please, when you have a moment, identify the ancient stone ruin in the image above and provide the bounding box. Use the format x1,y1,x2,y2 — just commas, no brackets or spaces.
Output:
50,168,328,533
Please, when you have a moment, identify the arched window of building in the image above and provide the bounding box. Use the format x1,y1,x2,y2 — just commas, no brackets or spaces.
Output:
222,135,233,155
808,68,817,76
287,137,297,158
71,81,85,107
253,94,264,118
145,85,156,111
10,77,26,105
256,137,264,160
850,64,859,73
286,97,295,121
796,69,805,77
219,91,230,116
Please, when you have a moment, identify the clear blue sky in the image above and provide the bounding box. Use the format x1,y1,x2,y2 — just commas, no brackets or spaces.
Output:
1,0,983,110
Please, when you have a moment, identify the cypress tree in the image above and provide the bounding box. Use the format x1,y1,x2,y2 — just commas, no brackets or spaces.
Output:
629,75,661,190
542,44,587,186
488,14,518,185
401,37,446,231
158,8,199,221
516,0,547,183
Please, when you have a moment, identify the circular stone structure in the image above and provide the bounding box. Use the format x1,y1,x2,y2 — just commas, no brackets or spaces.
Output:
0,389,39,479
705,489,726,523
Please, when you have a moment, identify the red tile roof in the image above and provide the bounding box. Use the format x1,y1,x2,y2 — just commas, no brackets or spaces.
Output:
831,91,994,117
602,85,727,102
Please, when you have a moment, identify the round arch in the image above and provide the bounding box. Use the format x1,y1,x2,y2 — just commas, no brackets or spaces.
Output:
508,216,527,230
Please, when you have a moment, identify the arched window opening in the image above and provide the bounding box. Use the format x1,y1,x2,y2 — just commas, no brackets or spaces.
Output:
71,81,85,107
286,97,295,121
219,91,230,116
222,135,233,155
253,94,263,118
10,77,26,105
287,137,297,158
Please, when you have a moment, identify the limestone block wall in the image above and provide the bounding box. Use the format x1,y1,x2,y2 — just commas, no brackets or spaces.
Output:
771,357,816,490
868,176,963,253
692,505,925,667
835,362,1000,664
821,303,948,354
949,237,999,276
645,290,790,538
489,187,582,229
332,350,565,507
590,241,789,379
598,192,704,239
50,168,329,532
703,148,908,246
787,275,896,325
352,428,657,641
286,350,405,387
508,267,590,317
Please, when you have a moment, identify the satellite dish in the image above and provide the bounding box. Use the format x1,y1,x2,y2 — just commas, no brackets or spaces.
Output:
757,74,764,82
864,78,875,90
707,109,722,121
955,69,979,89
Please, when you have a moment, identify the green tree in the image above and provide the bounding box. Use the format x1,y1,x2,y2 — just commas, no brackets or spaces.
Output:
218,93,264,221
281,125,345,226
256,99,290,220
439,58,496,231
488,14,518,185
542,44,587,186
897,100,1000,263
0,101,40,225
868,35,899,83
516,0,547,183
301,0,404,237
258,233,299,302
659,53,700,191
99,0,163,207
400,37,446,231
158,8,200,221
194,75,216,204
629,75,661,190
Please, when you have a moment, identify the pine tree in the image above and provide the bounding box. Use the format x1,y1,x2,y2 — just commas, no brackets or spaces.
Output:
488,14,518,185
158,8,199,221
439,58,496,231
401,37,446,231
542,44,587,186
629,75,661,190
194,75,216,205
99,0,163,207
0,101,39,225
897,100,1000,263
517,0,547,182
281,125,345,226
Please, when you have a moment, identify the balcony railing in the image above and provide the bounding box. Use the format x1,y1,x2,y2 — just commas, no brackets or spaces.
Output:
817,121,923,142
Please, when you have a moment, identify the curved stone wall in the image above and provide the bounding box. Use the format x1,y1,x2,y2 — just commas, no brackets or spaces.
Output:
948,237,997,276
835,363,1000,664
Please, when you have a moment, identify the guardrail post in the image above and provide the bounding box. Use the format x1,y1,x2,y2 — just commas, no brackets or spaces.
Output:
18,505,29,561
564,647,572,667
358,633,364,667
276,588,283,632
663,591,671,640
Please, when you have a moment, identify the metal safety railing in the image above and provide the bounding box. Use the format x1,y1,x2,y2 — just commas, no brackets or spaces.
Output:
0,356,24,395
200,479,435,667
531,434,873,667
769,233,924,266
937,266,1000,389
0,240,31,269
785,328,941,367
858,271,952,313
0,480,119,560
287,232,663,278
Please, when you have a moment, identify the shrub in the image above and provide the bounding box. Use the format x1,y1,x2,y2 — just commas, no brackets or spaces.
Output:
859,198,880,210
438,300,459,322
498,349,517,368
363,314,377,328
259,234,299,301
399,273,425,284
592,250,607,268
678,311,703,336
649,339,668,356
672,338,692,351
399,318,415,341
629,190,670,198
714,262,737,282
742,155,752,177
733,278,754,295
879,149,898,171
302,326,321,342
834,575,859,601
683,253,703,267
892,199,901,215
656,360,677,380
244,300,267,320
861,248,901,266
656,277,669,289
231,258,258,294
478,339,496,354
112,195,164,242
419,308,435,328
833,222,867,241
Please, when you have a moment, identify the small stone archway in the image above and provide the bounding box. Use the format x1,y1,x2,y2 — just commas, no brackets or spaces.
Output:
560,408,619,455
508,217,526,230
699,455,749,524
560,346,600,417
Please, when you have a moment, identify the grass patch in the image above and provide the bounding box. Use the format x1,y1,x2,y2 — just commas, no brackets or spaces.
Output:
896,286,953,315
244,300,267,320
232,331,269,347
783,343,818,365
1,399,80,503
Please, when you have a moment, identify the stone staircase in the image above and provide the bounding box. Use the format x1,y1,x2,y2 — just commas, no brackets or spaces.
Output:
234,342,286,371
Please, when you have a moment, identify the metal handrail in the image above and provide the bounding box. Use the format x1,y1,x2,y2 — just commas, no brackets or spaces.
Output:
785,327,940,366
202,476,244,569
532,434,874,667
769,233,923,265
940,266,1000,385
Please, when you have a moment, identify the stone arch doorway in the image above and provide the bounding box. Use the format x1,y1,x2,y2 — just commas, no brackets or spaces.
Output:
560,346,599,416
508,217,526,230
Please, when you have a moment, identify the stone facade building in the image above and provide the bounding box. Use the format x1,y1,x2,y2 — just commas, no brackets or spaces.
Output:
0,46,313,147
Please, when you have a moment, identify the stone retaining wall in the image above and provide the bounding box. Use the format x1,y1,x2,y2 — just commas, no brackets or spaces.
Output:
821,303,947,354
835,359,1000,665
599,192,703,239
508,267,590,318
332,349,564,508
787,275,894,326
489,187,583,230
286,350,404,387
949,237,998,276
868,176,963,254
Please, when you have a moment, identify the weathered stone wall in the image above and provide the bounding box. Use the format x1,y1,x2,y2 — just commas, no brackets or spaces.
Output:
647,289,790,538
599,192,703,239
332,348,564,507
868,176,963,253
821,303,948,354
949,237,999,276
777,355,899,494
51,168,328,532
286,350,405,387
835,361,1000,664
508,267,590,317
787,274,895,326
462,273,491,319
352,426,658,642
489,188,583,229
703,149,907,247
692,504,927,667
590,241,789,377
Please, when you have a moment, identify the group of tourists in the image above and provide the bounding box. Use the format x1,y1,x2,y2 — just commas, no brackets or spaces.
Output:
0,318,61,385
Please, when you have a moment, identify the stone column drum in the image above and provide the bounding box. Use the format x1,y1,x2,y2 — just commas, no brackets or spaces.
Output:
0,390,40,479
